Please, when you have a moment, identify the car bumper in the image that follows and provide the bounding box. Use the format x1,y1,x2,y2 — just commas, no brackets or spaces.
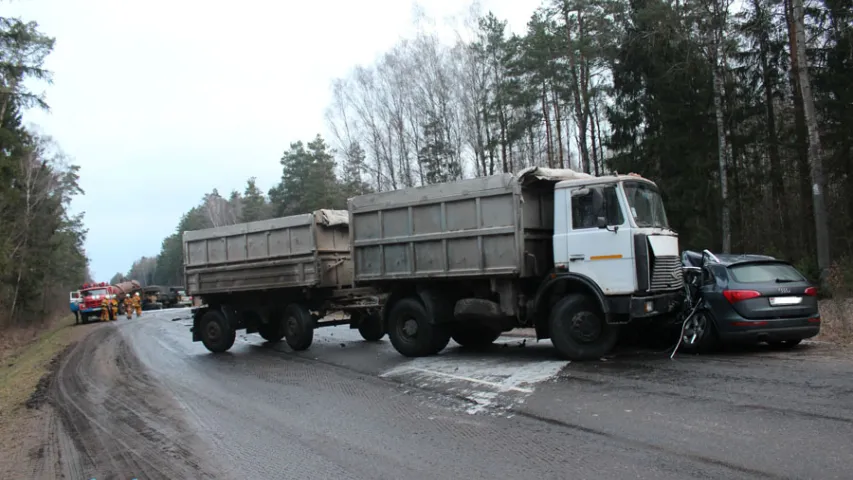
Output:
717,317,820,343
81,307,102,313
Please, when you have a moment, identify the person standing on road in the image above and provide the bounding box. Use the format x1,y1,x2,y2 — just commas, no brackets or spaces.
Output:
132,292,142,317
100,296,110,322
124,295,134,319
110,295,119,321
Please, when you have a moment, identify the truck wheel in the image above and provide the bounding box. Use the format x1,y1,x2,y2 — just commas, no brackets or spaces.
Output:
200,310,236,353
357,313,385,342
451,325,501,348
388,297,451,357
549,294,618,361
258,316,285,343
283,304,314,351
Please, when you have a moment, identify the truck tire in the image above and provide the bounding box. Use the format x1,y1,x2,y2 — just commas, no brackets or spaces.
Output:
451,325,501,348
357,312,385,342
283,304,314,351
549,294,618,360
258,316,285,343
200,310,236,353
387,297,451,357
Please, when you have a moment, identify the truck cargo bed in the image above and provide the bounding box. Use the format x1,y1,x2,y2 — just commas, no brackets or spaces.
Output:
184,210,351,295
348,168,580,282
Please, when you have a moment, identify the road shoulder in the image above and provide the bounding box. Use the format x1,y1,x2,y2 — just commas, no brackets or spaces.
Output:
0,317,97,479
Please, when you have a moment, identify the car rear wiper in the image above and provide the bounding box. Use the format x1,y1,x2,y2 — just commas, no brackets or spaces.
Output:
775,278,796,283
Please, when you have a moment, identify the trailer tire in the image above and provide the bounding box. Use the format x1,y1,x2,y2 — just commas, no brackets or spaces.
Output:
200,310,236,353
283,304,314,351
451,325,501,348
388,297,451,357
258,316,285,343
549,294,618,360
357,313,385,342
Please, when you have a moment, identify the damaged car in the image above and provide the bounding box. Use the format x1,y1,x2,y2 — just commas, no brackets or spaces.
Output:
678,250,820,352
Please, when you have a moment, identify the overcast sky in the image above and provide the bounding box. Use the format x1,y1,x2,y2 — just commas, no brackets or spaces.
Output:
7,0,539,280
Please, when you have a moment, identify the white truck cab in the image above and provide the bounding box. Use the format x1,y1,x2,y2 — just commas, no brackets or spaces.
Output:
552,173,683,323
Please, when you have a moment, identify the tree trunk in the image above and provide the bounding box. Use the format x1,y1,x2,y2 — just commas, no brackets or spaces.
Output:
563,6,591,173
756,0,789,255
542,84,553,168
552,87,565,168
791,0,831,284
712,58,732,254
785,0,814,256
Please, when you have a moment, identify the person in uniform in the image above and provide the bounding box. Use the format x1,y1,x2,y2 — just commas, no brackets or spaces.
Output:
132,292,143,317
100,296,110,321
110,295,119,321
123,294,134,319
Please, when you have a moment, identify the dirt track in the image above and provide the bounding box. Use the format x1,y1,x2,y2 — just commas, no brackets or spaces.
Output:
29,325,222,480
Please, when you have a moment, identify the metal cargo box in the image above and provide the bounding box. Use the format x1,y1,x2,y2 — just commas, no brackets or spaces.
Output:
348,168,574,282
183,210,351,295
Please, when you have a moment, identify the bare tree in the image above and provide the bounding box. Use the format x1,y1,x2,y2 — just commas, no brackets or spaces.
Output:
791,0,830,283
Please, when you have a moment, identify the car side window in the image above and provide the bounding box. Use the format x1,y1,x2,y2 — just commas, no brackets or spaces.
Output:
571,186,624,230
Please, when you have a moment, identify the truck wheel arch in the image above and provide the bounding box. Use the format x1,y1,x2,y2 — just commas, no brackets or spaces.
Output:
532,273,610,339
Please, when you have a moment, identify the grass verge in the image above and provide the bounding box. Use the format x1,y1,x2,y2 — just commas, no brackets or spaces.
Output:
0,315,87,420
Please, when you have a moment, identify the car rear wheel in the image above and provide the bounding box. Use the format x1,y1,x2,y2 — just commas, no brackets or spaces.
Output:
768,339,802,350
679,311,718,353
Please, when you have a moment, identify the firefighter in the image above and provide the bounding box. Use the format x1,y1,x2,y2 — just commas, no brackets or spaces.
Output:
132,292,142,317
100,296,110,321
110,295,119,321
123,294,134,319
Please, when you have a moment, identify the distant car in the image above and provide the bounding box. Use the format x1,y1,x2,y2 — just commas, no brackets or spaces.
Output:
680,250,820,352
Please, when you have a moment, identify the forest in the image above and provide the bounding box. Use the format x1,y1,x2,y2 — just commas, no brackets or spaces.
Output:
0,16,89,328
123,0,851,295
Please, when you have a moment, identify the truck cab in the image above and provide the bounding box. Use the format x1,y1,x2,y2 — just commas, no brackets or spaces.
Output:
553,174,683,322
78,282,112,322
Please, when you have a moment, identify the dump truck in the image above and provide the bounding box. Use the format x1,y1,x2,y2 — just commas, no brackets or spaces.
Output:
185,167,684,360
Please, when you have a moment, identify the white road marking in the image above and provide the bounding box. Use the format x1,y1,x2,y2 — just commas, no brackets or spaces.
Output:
381,356,569,415
401,367,534,393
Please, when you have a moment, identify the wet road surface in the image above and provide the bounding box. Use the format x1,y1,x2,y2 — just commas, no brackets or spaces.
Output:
65,309,853,479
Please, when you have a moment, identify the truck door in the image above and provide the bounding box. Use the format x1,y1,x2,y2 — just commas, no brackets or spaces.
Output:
566,185,635,295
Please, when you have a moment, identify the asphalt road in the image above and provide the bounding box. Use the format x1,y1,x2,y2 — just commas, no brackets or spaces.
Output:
51,308,853,479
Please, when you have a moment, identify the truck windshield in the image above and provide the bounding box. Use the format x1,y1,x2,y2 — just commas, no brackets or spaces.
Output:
82,289,108,297
622,181,669,229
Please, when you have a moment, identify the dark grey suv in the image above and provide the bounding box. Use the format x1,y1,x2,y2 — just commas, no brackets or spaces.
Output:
680,250,820,351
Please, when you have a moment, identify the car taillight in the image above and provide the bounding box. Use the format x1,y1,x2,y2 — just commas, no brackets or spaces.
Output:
723,290,761,303
804,287,817,297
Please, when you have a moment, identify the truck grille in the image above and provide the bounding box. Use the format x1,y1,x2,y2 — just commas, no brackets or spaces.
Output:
650,255,683,291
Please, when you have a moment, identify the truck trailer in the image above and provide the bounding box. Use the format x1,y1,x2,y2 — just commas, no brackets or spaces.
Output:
185,167,684,360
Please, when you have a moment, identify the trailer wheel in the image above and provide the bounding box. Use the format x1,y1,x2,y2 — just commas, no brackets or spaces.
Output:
357,313,385,342
200,310,236,353
258,316,285,343
549,294,618,361
388,297,451,357
283,304,314,351
451,325,501,348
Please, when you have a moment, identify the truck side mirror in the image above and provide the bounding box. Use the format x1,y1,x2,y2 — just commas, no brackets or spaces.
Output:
596,216,607,229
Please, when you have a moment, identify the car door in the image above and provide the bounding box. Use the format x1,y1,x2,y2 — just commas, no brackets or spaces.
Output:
565,184,635,295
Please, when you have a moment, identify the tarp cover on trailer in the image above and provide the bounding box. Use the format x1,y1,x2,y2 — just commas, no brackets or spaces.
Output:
318,209,348,226
515,166,594,185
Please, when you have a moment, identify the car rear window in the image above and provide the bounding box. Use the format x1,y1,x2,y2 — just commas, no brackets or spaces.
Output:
728,263,805,284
